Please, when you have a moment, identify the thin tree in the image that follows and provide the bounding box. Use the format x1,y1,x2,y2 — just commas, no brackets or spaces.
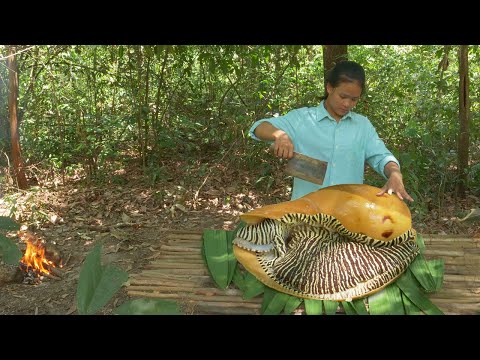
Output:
456,45,470,198
7,45,28,189
322,45,348,94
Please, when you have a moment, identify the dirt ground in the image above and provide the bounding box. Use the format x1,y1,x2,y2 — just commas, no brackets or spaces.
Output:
0,164,479,315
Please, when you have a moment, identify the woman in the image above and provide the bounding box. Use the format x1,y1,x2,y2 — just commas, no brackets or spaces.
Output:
249,60,413,202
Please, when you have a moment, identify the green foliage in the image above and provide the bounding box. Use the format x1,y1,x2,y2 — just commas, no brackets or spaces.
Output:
76,243,129,315
0,216,20,231
0,216,22,265
76,242,183,315
0,234,23,265
304,299,323,315
201,229,233,289
261,286,291,315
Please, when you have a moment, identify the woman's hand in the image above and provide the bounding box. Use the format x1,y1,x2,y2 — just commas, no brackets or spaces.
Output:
376,167,414,202
272,130,294,159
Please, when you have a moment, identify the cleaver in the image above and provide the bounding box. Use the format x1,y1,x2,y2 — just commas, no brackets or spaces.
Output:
270,145,328,185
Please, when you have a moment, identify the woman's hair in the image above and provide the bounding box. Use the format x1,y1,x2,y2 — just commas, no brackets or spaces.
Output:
321,60,365,100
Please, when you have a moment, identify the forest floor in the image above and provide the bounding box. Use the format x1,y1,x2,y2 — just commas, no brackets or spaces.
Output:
0,158,479,315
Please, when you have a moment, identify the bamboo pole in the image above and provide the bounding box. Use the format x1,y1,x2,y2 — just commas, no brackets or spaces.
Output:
161,240,202,247
159,245,202,253
137,268,209,275
191,305,260,315
443,274,480,282
127,291,263,304
145,263,205,269
130,272,212,280
165,235,202,240
156,252,202,259
129,278,204,287
147,258,205,264
128,285,244,297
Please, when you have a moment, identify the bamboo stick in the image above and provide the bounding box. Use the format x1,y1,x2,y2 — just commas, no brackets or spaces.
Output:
191,305,260,315
156,252,202,259
164,229,204,235
424,251,479,257
127,285,216,293
137,268,209,275
144,263,204,269
161,240,202,247
159,245,202,252
129,279,204,287
128,285,244,297
130,276,214,287
130,279,214,289
183,300,261,309
443,274,480,282
423,249,465,257
422,235,476,241
130,272,212,280
429,288,480,298
437,265,480,275
424,258,479,266
166,234,203,240
127,291,263,304
430,300,480,308
148,258,205,264
423,241,479,248
440,283,480,291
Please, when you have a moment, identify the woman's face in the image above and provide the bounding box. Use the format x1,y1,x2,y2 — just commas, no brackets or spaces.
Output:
325,81,362,120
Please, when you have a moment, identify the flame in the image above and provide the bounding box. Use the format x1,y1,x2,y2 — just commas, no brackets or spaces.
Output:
20,238,56,275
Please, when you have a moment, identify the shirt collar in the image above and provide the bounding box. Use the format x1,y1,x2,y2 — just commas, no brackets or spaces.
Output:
318,100,353,122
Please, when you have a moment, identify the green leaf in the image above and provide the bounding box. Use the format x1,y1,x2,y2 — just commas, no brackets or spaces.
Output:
232,266,246,292
0,234,23,265
401,292,423,315
323,300,339,315
395,271,444,315
351,298,369,315
408,254,437,292
368,283,405,315
243,272,265,299
304,299,323,315
202,230,229,289
427,259,445,291
113,298,181,315
341,301,357,315
0,216,20,231
225,230,238,287
261,287,290,315
76,243,129,315
283,296,303,315
416,233,426,253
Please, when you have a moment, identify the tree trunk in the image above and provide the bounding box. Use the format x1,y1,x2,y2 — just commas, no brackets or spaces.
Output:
0,70,8,150
7,45,28,190
456,45,470,198
322,45,348,94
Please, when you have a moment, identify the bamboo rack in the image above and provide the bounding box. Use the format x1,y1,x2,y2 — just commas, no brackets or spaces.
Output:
127,232,480,315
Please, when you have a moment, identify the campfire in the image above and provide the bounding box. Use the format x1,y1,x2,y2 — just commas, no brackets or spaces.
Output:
18,231,63,283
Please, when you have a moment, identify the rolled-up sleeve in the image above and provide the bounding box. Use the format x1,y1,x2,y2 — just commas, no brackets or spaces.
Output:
249,119,273,141
364,121,400,179
249,110,300,142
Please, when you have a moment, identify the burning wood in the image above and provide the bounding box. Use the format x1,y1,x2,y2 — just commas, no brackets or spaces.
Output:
18,231,63,282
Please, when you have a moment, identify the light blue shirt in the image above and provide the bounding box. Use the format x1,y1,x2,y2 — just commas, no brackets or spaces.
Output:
249,101,400,200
